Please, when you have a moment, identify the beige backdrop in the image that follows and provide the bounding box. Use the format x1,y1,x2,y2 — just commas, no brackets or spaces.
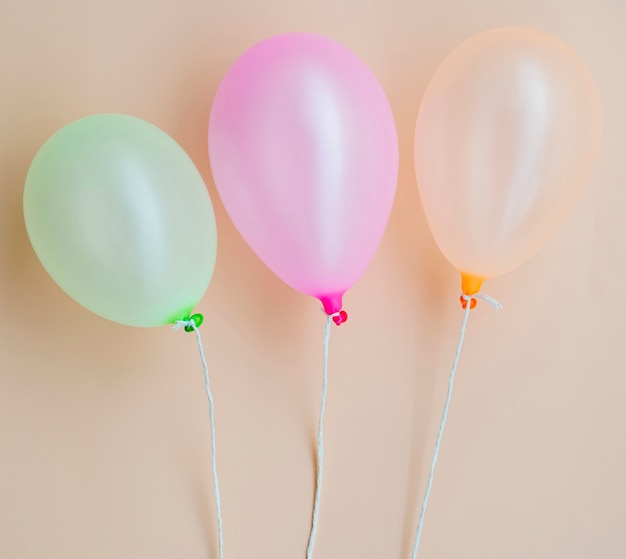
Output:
1,0,624,558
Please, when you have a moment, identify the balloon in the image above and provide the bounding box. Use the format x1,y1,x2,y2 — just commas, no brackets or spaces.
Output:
414,27,601,299
208,33,398,320
23,114,217,327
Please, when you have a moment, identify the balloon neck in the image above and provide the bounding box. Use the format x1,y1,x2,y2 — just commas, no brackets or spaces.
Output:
319,293,348,326
460,273,485,310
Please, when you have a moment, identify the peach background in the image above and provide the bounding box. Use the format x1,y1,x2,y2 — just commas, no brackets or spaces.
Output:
1,0,625,558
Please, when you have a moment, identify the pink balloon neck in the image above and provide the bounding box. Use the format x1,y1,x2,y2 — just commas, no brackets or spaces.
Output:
319,293,348,325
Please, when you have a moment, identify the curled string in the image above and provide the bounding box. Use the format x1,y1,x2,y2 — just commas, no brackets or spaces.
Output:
410,293,501,559
306,312,335,559
174,319,224,559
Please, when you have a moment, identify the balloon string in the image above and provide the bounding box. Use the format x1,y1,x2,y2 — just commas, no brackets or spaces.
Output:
410,293,501,559
306,313,334,559
175,319,224,559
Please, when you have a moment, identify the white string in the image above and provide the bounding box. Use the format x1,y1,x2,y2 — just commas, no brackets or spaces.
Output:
410,293,501,559
306,313,334,559
467,293,503,311
174,318,224,559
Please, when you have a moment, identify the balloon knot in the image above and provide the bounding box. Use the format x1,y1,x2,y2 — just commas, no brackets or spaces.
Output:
460,295,477,310
173,313,204,332
329,310,348,326
460,293,503,312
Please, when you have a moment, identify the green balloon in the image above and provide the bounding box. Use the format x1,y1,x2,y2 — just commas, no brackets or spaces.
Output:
23,114,217,327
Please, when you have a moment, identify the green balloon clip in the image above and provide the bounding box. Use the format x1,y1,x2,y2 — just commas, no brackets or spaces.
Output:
184,313,204,332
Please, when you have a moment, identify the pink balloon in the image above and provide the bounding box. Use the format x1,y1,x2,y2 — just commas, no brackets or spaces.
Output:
209,33,398,320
